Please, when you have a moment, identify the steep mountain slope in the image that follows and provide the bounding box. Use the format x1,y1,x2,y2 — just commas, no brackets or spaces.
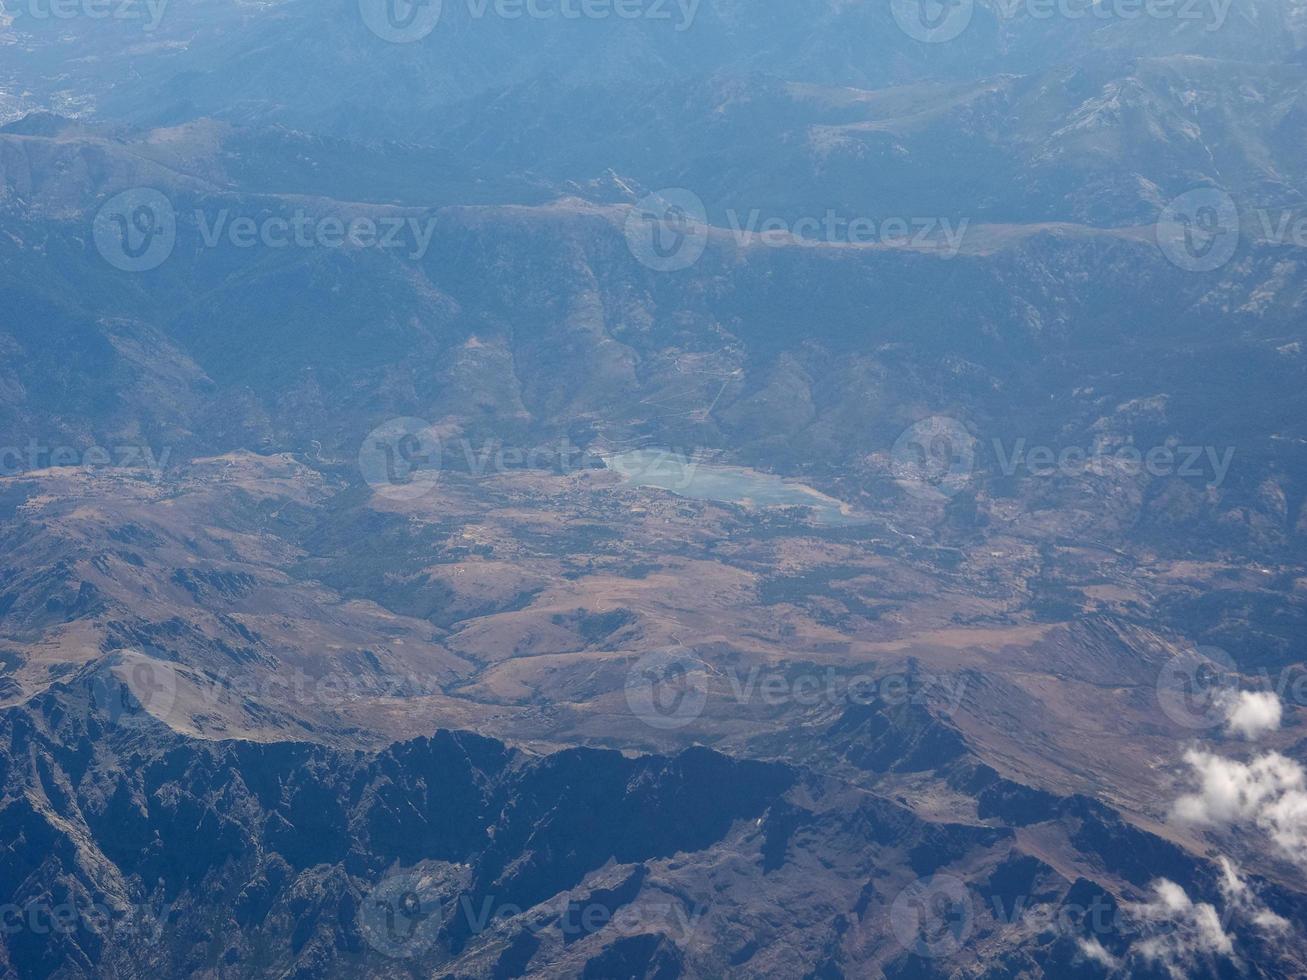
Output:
4,675,1303,979
3,0,1307,976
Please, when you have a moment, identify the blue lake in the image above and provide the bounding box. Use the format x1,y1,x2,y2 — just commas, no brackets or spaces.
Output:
604,450,864,526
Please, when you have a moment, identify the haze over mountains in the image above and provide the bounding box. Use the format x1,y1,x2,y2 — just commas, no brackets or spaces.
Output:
2,0,1307,977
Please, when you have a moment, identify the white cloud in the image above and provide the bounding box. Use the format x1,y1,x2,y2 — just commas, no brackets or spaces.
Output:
1222,691,1282,740
1173,750,1307,866
1076,936,1121,970
1114,863,1297,978
1109,766,1300,979
1127,879,1233,978
1215,857,1290,935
